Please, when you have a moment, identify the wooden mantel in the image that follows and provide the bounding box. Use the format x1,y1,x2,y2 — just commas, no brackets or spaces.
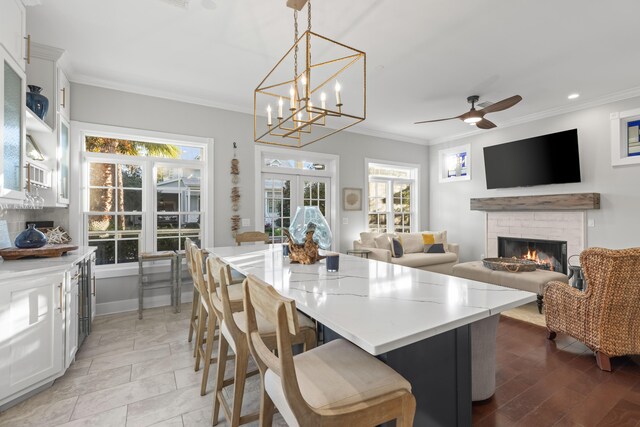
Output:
470,193,600,211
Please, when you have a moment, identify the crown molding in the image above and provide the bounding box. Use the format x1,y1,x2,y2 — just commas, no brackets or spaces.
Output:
30,42,65,62
69,74,430,146
345,125,429,145
69,74,256,117
69,74,640,149
429,85,640,146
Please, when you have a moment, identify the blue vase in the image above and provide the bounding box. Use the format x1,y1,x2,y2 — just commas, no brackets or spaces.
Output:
26,85,49,120
15,224,48,249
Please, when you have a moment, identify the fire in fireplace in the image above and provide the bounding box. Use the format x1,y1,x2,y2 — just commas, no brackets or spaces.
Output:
498,237,567,274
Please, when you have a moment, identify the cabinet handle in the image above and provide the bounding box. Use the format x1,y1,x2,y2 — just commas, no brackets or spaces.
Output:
58,283,63,313
24,35,31,64
60,87,66,108
92,276,96,296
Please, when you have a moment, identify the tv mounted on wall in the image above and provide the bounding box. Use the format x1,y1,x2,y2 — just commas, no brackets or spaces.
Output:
483,129,581,190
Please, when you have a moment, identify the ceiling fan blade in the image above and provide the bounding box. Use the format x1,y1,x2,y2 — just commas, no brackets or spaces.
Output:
476,118,497,129
480,95,522,114
414,115,463,125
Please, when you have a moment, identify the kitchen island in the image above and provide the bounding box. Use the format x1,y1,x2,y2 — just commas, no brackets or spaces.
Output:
207,244,536,426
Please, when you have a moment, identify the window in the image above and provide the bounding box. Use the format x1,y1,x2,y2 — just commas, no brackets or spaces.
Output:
84,135,206,266
257,147,337,246
87,161,143,265
156,166,202,251
367,161,418,234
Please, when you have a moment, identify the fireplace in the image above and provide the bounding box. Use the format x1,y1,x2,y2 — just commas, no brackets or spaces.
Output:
498,237,568,274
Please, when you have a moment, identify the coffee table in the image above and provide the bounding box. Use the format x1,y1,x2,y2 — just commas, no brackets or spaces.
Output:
346,248,372,258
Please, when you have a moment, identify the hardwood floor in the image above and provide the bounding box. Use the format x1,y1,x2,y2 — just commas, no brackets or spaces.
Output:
473,316,640,426
2,305,639,426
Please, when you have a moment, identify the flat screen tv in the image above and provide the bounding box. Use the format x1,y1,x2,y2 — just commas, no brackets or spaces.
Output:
483,129,581,189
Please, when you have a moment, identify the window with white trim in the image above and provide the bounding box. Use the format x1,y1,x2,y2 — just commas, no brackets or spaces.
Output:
84,136,206,266
367,162,418,233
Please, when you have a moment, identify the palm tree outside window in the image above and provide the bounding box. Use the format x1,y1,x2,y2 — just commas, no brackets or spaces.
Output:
85,136,203,265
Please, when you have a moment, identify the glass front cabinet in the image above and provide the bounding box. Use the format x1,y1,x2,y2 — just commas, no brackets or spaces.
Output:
0,47,25,201
57,116,70,205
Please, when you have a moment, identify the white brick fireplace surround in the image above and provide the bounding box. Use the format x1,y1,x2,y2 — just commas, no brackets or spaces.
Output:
485,211,586,261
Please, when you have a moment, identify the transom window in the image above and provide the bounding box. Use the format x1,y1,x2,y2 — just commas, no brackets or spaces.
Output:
367,161,418,234
84,135,206,266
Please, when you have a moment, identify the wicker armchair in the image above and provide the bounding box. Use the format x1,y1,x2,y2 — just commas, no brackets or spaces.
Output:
545,247,640,371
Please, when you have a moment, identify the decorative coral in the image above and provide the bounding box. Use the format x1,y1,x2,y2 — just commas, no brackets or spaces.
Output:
282,225,325,265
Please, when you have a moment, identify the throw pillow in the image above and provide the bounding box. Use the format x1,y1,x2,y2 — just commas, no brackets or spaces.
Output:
390,237,404,258
374,234,392,251
424,243,446,253
422,230,448,246
423,232,446,253
360,232,381,247
397,233,424,253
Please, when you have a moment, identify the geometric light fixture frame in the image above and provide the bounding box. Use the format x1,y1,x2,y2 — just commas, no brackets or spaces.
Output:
254,29,366,148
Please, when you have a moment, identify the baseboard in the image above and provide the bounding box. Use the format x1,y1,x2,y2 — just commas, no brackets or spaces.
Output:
95,290,194,316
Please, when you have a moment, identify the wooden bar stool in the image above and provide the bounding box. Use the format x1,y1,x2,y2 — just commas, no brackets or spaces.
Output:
193,247,243,394
184,239,200,350
229,231,267,284
193,245,221,377
235,231,269,246
243,274,416,427
209,258,316,427
137,250,178,319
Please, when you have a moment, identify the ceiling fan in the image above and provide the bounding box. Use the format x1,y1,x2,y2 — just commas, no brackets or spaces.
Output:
414,95,522,129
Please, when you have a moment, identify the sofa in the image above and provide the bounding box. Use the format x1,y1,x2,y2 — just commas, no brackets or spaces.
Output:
353,231,459,275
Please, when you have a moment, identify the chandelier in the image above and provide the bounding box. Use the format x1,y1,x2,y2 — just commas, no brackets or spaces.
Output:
254,0,366,148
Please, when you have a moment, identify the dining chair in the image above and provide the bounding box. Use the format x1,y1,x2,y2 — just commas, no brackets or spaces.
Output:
208,257,316,427
243,274,416,427
234,231,269,246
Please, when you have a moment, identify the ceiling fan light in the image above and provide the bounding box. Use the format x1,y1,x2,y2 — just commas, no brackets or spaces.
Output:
463,116,482,124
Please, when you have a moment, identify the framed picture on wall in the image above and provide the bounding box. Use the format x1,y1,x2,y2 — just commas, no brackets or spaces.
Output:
343,188,362,211
438,144,471,183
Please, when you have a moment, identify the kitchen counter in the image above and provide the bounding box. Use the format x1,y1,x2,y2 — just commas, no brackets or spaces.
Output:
0,247,97,281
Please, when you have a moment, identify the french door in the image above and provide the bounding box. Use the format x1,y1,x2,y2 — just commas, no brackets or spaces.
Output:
263,173,331,244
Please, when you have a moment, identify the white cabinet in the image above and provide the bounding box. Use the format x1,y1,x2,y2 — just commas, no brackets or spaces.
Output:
65,268,80,367
0,46,26,201
57,68,70,120
0,272,65,404
0,0,27,72
57,116,70,205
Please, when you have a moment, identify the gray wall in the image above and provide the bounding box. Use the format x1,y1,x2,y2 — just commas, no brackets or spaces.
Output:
70,83,430,309
429,96,640,263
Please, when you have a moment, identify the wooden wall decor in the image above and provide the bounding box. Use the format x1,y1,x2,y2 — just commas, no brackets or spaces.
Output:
470,193,601,211
231,142,241,236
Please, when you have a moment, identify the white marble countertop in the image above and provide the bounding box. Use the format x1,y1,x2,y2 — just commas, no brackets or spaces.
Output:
0,247,97,281
207,245,537,355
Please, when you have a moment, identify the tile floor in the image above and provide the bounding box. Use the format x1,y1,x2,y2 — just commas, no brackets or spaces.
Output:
0,304,286,427
3,304,640,426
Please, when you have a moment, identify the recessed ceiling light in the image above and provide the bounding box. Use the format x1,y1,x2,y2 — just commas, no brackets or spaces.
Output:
568,93,580,100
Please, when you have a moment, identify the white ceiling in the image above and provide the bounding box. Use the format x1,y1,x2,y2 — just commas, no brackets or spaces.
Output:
26,0,640,144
